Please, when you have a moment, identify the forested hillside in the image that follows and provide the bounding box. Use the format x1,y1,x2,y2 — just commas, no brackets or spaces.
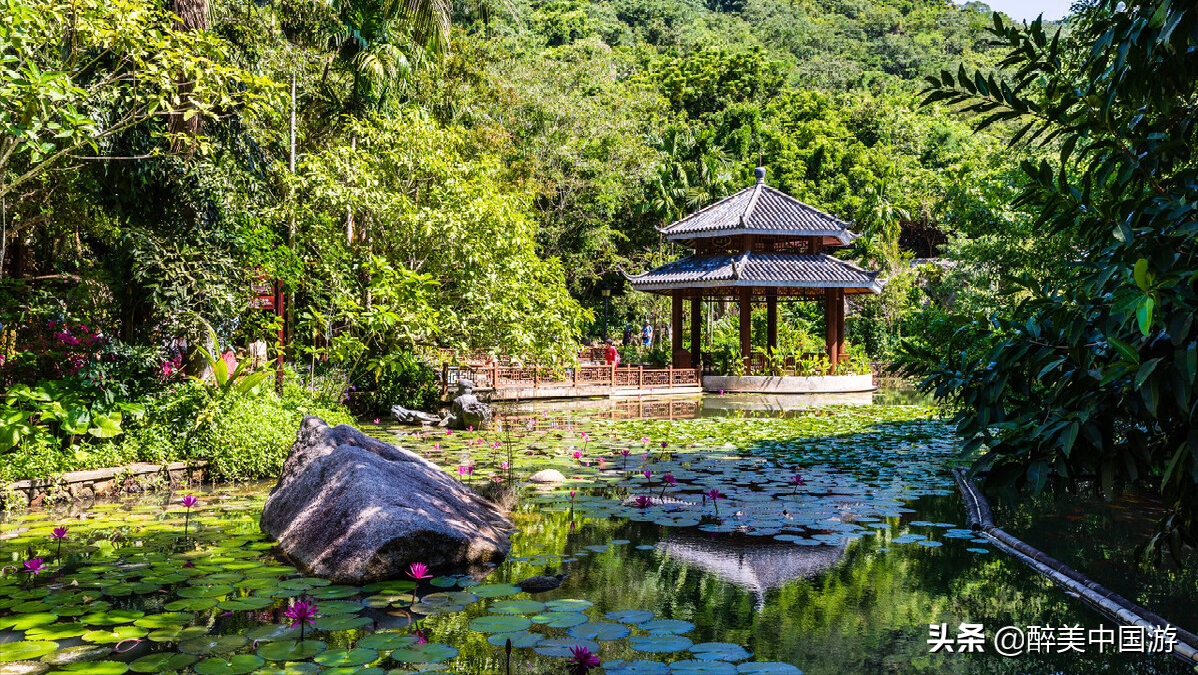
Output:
1,0,1070,446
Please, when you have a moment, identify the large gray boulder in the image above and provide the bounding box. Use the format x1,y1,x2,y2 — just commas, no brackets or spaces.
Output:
260,417,513,583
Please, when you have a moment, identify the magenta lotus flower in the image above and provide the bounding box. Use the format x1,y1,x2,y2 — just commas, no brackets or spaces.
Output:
468,426,474,431
413,629,428,644
501,461,509,470
446,429,453,435
373,418,380,424
492,441,501,449
620,449,630,456
23,558,45,576
660,441,668,449
51,526,69,559
284,600,319,640
569,645,601,670
573,451,583,459
640,437,649,444
181,496,198,539
642,469,651,479
706,488,722,500
407,562,433,580
662,474,676,485
635,496,652,508
284,600,319,627
433,443,441,451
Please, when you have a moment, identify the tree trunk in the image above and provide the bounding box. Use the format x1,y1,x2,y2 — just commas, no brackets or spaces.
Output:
167,0,209,152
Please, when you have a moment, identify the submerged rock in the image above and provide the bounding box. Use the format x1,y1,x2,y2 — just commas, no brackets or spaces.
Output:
449,379,492,430
516,573,567,593
260,417,514,584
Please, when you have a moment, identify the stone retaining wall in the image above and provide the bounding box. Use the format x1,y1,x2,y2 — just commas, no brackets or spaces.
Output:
4,461,208,508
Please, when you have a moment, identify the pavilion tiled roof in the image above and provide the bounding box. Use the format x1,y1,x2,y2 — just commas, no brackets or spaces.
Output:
622,253,883,295
657,171,858,245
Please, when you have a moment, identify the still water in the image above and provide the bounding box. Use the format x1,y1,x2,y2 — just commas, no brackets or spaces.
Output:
0,394,1188,675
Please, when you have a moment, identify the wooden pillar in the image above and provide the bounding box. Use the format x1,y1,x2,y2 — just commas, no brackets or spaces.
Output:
824,287,838,371
739,286,752,373
836,288,846,364
671,290,684,368
766,294,778,353
690,295,702,370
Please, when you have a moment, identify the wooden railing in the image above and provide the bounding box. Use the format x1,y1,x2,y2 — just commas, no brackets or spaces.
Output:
442,362,700,395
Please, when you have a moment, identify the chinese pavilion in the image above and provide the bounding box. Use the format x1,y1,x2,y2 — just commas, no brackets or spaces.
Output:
624,167,882,373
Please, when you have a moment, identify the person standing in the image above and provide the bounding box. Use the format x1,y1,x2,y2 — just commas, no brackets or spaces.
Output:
604,339,619,367
641,320,653,348
622,324,633,346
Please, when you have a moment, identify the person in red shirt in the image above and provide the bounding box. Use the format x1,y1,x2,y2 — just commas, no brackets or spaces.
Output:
604,339,619,367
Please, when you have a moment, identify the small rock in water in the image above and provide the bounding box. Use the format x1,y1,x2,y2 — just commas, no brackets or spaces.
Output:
528,469,567,483
516,573,568,593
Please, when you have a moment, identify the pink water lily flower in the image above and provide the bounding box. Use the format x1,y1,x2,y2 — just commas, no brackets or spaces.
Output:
23,558,45,576
284,600,319,627
634,496,652,508
569,645,601,670
52,526,69,539
573,451,583,459
181,496,198,508
407,562,433,580
662,474,677,485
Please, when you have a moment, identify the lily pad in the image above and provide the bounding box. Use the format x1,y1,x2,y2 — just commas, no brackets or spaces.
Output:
257,641,327,662
180,635,250,655
629,636,693,654
544,598,593,612
468,616,532,633
532,638,600,658
389,643,458,664
314,649,378,667
568,622,632,641
129,653,199,673
688,644,752,662
670,661,737,675
489,600,545,615
603,660,671,675
605,610,654,624
735,664,802,675
531,611,589,628
356,633,419,651
194,655,267,675
0,643,58,663
639,619,695,635
485,632,543,649
469,584,521,598
58,662,129,675
245,625,301,643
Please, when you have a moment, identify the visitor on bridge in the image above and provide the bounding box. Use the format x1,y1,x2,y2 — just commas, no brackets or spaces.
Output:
622,324,634,346
641,320,652,348
604,339,620,367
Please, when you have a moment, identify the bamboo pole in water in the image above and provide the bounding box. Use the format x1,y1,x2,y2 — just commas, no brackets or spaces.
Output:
951,468,1198,666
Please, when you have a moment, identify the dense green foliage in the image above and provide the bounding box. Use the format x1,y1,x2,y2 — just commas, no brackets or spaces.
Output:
902,0,1198,558
0,0,1072,477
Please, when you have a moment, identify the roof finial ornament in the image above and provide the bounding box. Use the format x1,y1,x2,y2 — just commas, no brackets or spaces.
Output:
754,166,766,185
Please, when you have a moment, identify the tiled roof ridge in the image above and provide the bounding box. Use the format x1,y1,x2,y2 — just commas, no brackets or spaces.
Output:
654,186,753,235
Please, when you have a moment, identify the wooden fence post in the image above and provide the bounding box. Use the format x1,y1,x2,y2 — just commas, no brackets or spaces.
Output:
669,367,675,388
533,367,539,389
638,366,643,388
493,363,499,390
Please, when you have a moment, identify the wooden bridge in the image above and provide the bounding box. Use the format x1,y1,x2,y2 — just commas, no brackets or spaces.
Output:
440,355,703,401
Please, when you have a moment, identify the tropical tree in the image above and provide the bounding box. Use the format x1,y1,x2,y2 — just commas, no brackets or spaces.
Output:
905,1,1198,560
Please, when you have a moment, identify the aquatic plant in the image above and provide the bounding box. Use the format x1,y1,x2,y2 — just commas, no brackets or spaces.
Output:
660,474,677,497
569,645,601,675
23,557,44,586
635,496,652,508
789,473,806,495
51,525,68,559
181,495,198,538
706,488,722,517
283,600,319,641
407,561,433,603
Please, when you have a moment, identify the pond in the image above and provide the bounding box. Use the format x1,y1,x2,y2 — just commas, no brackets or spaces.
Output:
0,395,1189,675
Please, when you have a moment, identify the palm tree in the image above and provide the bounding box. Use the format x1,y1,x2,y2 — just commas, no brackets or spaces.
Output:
856,182,909,270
